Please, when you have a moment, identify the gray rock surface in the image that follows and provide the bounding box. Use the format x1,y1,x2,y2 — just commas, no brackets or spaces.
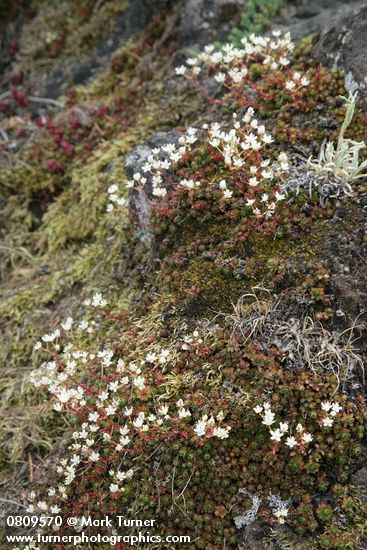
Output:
273,0,366,40
270,1,367,101
312,2,367,101
44,0,165,98
243,520,270,550
179,0,246,46
352,465,367,486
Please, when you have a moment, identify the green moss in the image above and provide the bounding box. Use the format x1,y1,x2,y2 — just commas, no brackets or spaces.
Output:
229,0,291,48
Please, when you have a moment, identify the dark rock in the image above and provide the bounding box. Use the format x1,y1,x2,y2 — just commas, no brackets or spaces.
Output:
272,0,365,41
313,2,367,102
242,520,270,550
44,0,171,98
352,465,367,486
178,0,246,47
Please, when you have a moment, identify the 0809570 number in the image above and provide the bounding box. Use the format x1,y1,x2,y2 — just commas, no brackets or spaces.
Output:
6,515,62,528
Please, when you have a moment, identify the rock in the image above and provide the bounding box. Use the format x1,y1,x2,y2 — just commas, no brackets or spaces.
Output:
124,130,181,244
312,2,367,101
352,465,367,486
178,0,246,47
242,520,270,550
43,0,171,98
272,0,364,41
44,0,245,98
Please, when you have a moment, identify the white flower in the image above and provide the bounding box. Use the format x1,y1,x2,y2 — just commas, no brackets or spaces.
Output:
215,72,226,83
285,81,296,91
321,401,332,412
91,292,108,307
270,428,284,442
33,342,42,351
301,432,313,444
133,416,144,429
279,422,289,433
37,501,48,512
178,407,191,419
331,402,342,416
41,330,60,343
159,349,170,364
123,406,133,416
301,77,310,86
194,418,207,437
296,423,304,433
262,169,273,179
50,505,61,514
119,425,129,436
110,484,119,493
275,191,285,201
323,417,334,427
108,184,119,194
223,189,233,199
105,404,117,416
262,410,275,426
285,436,297,448
109,381,119,393
89,451,100,462
248,177,259,187
153,187,167,197
210,137,220,148
133,376,145,390
213,426,231,439
253,405,263,414
175,65,187,76
158,404,169,416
